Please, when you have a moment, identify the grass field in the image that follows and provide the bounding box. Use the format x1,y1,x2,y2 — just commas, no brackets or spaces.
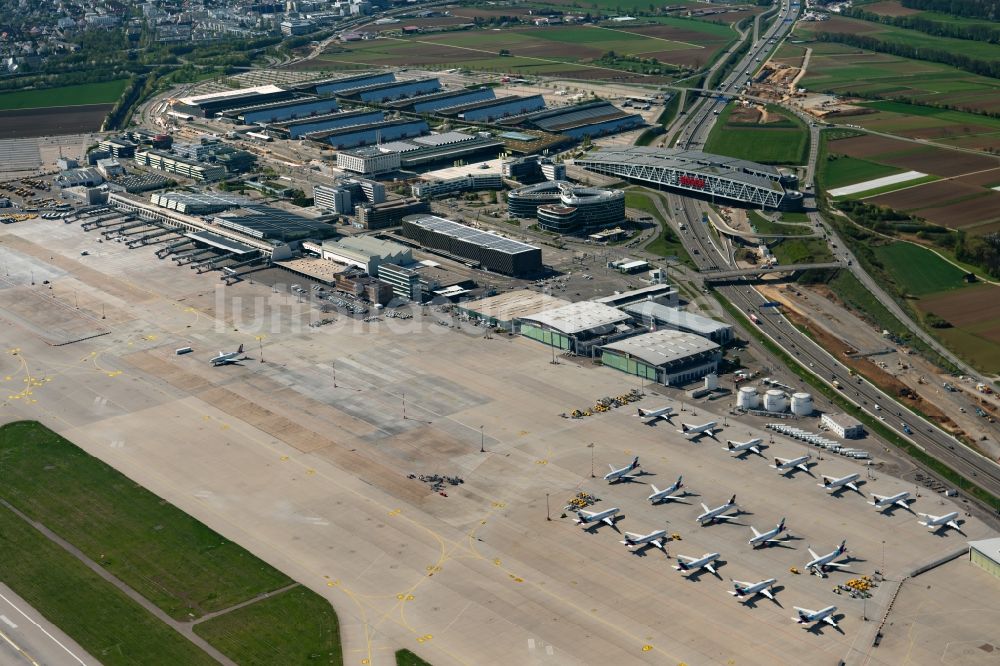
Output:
0,500,217,666
703,104,808,165
0,79,129,110
872,242,970,296
819,154,903,191
0,421,293,620
193,586,342,665
625,189,693,264
771,237,835,264
748,211,811,236
396,649,433,666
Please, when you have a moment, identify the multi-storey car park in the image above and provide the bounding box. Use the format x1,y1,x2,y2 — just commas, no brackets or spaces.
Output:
507,181,626,234
576,147,804,211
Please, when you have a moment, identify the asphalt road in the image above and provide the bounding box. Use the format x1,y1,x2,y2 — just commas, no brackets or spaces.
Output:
0,584,95,666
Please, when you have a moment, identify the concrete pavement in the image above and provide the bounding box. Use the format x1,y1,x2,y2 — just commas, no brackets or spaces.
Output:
0,584,96,666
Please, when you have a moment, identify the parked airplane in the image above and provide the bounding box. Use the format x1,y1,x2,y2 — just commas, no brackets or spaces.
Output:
748,518,787,548
620,529,669,552
804,540,849,576
604,457,640,483
210,344,244,366
673,552,720,575
868,491,912,512
574,507,620,529
729,578,777,603
725,438,764,457
637,406,673,424
696,495,738,525
818,472,862,494
680,421,719,440
917,511,962,532
648,476,685,503
792,606,838,628
771,454,812,475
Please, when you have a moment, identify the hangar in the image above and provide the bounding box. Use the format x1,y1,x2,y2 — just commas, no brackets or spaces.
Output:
454,289,570,331
518,301,635,356
969,538,1000,580
623,301,734,345
601,329,722,386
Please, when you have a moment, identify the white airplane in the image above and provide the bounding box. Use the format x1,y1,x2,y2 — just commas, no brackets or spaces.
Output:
637,405,673,424
696,494,738,525
604,456,640,483
771,454,812,475
620,529,669,552
868,491,912,512
805,540,849,576
818,472,862,494
725,438,764,457
574,507,620,529
729,578,777,603
917,511,962,532
680,421,719,440
748,518,787,548
210,344,244,366
792,605,838,628
648,476,685,503
673,552,721,575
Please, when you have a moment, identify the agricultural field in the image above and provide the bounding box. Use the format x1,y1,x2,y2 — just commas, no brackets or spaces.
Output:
819,154,903,191
0,79,128,111
703,103,808,164
317,21,735,81
871,242,970,296
917,284,1000,373
794,41,1000,115
863,0,1000,30
0,79,129,139
837,100,1000,152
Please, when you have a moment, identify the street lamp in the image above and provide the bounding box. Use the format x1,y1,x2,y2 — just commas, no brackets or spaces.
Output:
480,425,485,453
588,442,595,478
256,335,265,363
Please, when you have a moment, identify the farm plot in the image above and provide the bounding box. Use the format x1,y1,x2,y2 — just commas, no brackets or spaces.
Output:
918,285,1000,373
871,242,970,296
870,179,987,210
907,191,1000,231
0,79,128,111
704,104,808,164
824,134,1000,177
0,105,110,139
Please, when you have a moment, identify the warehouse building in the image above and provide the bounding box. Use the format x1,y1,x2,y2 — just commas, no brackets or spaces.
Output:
518,301,634,356
336,77,441,103
321,235,411,276
507,181,625,234
272,109,385,139
594,284,679,309
377,131,504,169
454,289,569,331
225,96,339,125
821,413,865,439
601,329,722,386
356,198,429,229
213,205,337,241
307,119,429,149
337,147,401,176
387,87,495,114
576,147,803,211
134,149,226,181
623,302,733,345
439,95,546,123
150,191,247,214
401,214,542,277
969,538,1000,580
55,168,104,188
190,89,300,118
308,72,397,96
516,101,644,139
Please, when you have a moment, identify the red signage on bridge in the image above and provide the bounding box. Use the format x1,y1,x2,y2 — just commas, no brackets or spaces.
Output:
679,174,706,189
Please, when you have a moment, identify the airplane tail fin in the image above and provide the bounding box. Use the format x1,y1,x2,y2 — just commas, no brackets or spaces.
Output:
778,517,786,531
676,475,683,488
237,344,244,353
726,440,734,450
631,456,639,469
676,559,688,571
838,539,847,553
729,494,737,506
682,424,690,432
637,408,648,417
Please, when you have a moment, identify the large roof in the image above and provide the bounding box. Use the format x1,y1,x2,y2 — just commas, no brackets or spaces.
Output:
624,302,732,336
577,147,783,191
458,289,570,323
405,215,540,256
602,329,720,367
328,235,410,259
520,300,630,335
970,537,1000,565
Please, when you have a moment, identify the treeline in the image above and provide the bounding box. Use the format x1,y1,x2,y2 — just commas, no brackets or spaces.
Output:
843,8,1000,44
955,232,1000,278
900,0,999,20
813,31,1000,79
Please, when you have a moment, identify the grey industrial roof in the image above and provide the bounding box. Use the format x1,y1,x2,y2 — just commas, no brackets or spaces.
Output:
412,131,476,147
150,191,248,211
186,231,256,254
970,537,1000,565
457,289,570,323
327,235,409,258
623,302,732,336
406,215,540,256
525,101,628,131
602,329,720,367
577,147,783,191
519,300,630,335
438,95,542,115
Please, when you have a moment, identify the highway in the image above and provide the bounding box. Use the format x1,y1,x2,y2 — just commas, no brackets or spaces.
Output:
651,1,1000,506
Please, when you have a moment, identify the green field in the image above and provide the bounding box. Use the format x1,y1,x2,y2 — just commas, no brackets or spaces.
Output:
748,210,811,236
0,500,217,666
625,189,693,264
0,421,292,620
396,649,434,666
0,79,129,110
703,104,809,165
872,242,970,296
193,586,342,665
771,237,835,264
820,155,904,191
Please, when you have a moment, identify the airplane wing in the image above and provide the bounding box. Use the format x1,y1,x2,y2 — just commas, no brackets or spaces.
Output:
700,503,710,512
601,516,616,527
807,548,819,560
762,536,785,544
796,462,810,472
825,561,849,568
608,464,617,472
760,588,774,601
750,526,762,538
749,446,761,455
895,499,910,509
704,562,717,574
714,514,736,521
846,482,860,492
946,519,962,530
822,616,838,627
651,539,665,550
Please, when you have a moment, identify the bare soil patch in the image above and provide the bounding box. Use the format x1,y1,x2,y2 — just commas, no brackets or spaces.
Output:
871,180,985,210
0,105,110,139
866,0,923,16
918,285,1000,329
911,191,1000,229
827,134,911,158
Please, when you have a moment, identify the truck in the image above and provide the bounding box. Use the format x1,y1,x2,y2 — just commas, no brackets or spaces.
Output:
832,380,842,390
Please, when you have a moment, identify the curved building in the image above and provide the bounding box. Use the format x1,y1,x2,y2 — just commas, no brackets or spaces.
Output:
507,181,625,234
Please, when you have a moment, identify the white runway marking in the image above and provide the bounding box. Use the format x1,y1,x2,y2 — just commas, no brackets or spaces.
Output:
0,615,17,629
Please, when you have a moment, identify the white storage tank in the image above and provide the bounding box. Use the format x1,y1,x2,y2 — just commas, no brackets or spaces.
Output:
790,392,814,416
737,386,759,410
764,388,786,413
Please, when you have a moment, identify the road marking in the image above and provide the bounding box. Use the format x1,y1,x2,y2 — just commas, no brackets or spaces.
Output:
0,615,16,629
0,590,87,665
546,645,554,656
528,638,536,650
